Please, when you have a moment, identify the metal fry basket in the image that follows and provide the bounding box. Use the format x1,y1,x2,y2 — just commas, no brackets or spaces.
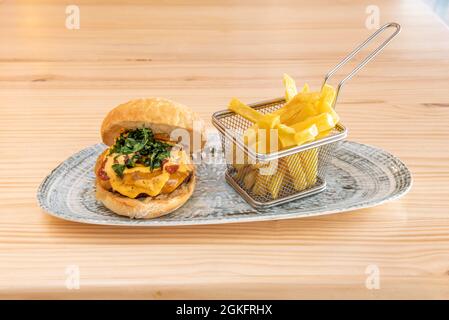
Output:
212,23,401,209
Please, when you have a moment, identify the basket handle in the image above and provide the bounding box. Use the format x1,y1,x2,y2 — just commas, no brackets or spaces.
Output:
322,22,401,108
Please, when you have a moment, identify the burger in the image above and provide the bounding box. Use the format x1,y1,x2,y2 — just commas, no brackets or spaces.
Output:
95,98,205,219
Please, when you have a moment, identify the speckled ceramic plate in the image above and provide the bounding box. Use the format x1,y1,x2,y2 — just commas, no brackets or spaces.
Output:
37,133,412,226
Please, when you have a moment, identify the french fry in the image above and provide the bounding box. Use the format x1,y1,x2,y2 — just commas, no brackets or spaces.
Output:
274,92,319,123
285,153,308,191
317,100,339,124
278,124,317,149
229,98,263,123
317,84,339,123
251,138,267,154
246,119,296,153
293,91,321,103
291,113,336,133
243,125,258,148
243,123,258,148
278,102,304,123
276,81,310,124
252,170,271,196
253,161,272,169
267,121,298,152
234,164,250,181
229,140,251,167
250,114,281,153
320,84,336,106
254,126,281,153
299,149,318,186
294,124,318,146
284,103,317,125
301,83,310,93
236,102,279,153
243,168,257,190
277,124,296,149
233,163,246,170
270,89,312,114
315,129,332,140
258,114,281,129
283,73,298,101
268,167,285,199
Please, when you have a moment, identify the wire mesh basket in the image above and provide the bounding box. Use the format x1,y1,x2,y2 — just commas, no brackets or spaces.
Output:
213,98,347,208
212,23,401,209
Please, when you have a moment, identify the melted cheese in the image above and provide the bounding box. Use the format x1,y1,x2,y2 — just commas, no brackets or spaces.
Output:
161,171,190,193
166,149,192,173
103,149,192,199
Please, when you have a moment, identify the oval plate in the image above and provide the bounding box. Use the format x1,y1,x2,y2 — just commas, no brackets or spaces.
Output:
37,134,412,226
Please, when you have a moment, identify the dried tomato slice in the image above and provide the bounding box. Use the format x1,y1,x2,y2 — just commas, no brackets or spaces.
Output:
165,164,179,174
97,159,110,181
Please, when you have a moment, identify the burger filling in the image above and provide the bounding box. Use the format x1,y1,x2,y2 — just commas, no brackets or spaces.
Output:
97,128,193,198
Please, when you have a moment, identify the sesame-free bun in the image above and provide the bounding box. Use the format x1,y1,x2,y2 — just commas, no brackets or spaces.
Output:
100,98,206,152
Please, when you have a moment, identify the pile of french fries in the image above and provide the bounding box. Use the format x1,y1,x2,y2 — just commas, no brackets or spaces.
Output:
228,74,340,200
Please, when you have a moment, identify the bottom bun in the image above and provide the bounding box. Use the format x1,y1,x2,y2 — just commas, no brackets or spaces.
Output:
95,174,195,219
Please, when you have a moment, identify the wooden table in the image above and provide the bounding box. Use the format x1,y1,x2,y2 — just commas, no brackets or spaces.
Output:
1,0,448,299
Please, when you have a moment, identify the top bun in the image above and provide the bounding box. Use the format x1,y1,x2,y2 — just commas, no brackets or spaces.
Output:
101,98,206,151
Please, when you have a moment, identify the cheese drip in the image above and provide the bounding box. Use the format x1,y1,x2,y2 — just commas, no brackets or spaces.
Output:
103,150,192,198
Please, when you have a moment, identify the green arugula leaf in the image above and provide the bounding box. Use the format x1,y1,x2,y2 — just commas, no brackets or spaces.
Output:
112,163,126,178
110,127,171,171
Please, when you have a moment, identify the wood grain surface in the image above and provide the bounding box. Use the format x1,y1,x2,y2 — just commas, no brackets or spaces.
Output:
0,0,448,299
